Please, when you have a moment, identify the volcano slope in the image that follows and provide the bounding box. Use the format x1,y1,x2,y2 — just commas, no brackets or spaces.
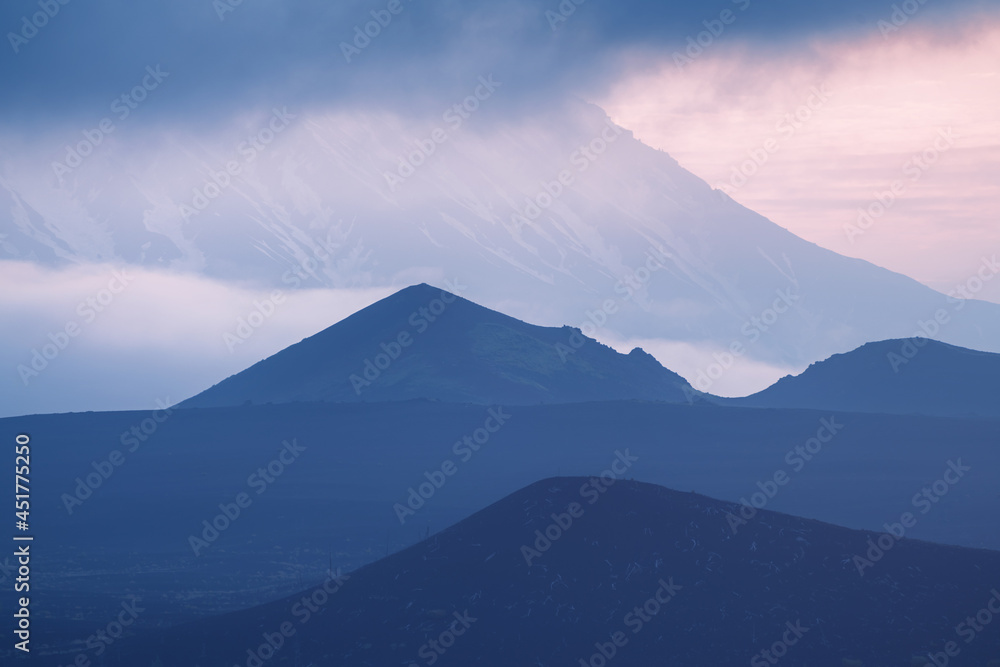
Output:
64,477,1000,667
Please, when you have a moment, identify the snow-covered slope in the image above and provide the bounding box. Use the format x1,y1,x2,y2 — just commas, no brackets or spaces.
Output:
3,98,999,382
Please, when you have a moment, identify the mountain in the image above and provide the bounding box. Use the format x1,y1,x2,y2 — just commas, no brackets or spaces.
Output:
4,99,1000,405
178,283,698,408
734,338,1000,418
51,477,1000,667
12,399,1000,641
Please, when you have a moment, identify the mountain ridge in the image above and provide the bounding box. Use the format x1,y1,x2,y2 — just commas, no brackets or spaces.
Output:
731,337,1000,418
179,282,699,408
6,98,1000,410
72,476,1000,666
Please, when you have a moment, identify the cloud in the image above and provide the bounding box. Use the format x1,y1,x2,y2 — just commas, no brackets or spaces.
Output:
599,18,1000,305
1,0,994,128
0,261,391,417
599,335,803,397
2,0,997,418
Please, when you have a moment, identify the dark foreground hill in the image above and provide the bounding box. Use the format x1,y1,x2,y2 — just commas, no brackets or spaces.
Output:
734,338,1000,419
60,478,1000,667
179,283,697,408
10,399,1000,646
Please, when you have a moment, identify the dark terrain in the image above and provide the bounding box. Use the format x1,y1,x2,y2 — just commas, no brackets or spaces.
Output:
43,478,1000,666
180,283,697,408
734,338,1000,419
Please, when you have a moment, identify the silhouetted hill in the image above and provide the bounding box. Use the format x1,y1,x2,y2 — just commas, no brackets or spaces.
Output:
733,338,1000,418
179,283,697,408
11,399,1000,645
79,477,1000,667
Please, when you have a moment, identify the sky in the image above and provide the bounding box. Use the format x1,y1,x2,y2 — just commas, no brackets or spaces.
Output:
600,18,1000,301
1,0,998,417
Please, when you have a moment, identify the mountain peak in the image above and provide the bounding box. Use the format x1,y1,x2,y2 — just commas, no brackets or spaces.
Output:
736,337,1000,418
179,285,697,408
627,346,659,362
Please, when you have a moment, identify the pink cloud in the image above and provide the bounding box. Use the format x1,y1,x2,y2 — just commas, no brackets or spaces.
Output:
600,18,1000,304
